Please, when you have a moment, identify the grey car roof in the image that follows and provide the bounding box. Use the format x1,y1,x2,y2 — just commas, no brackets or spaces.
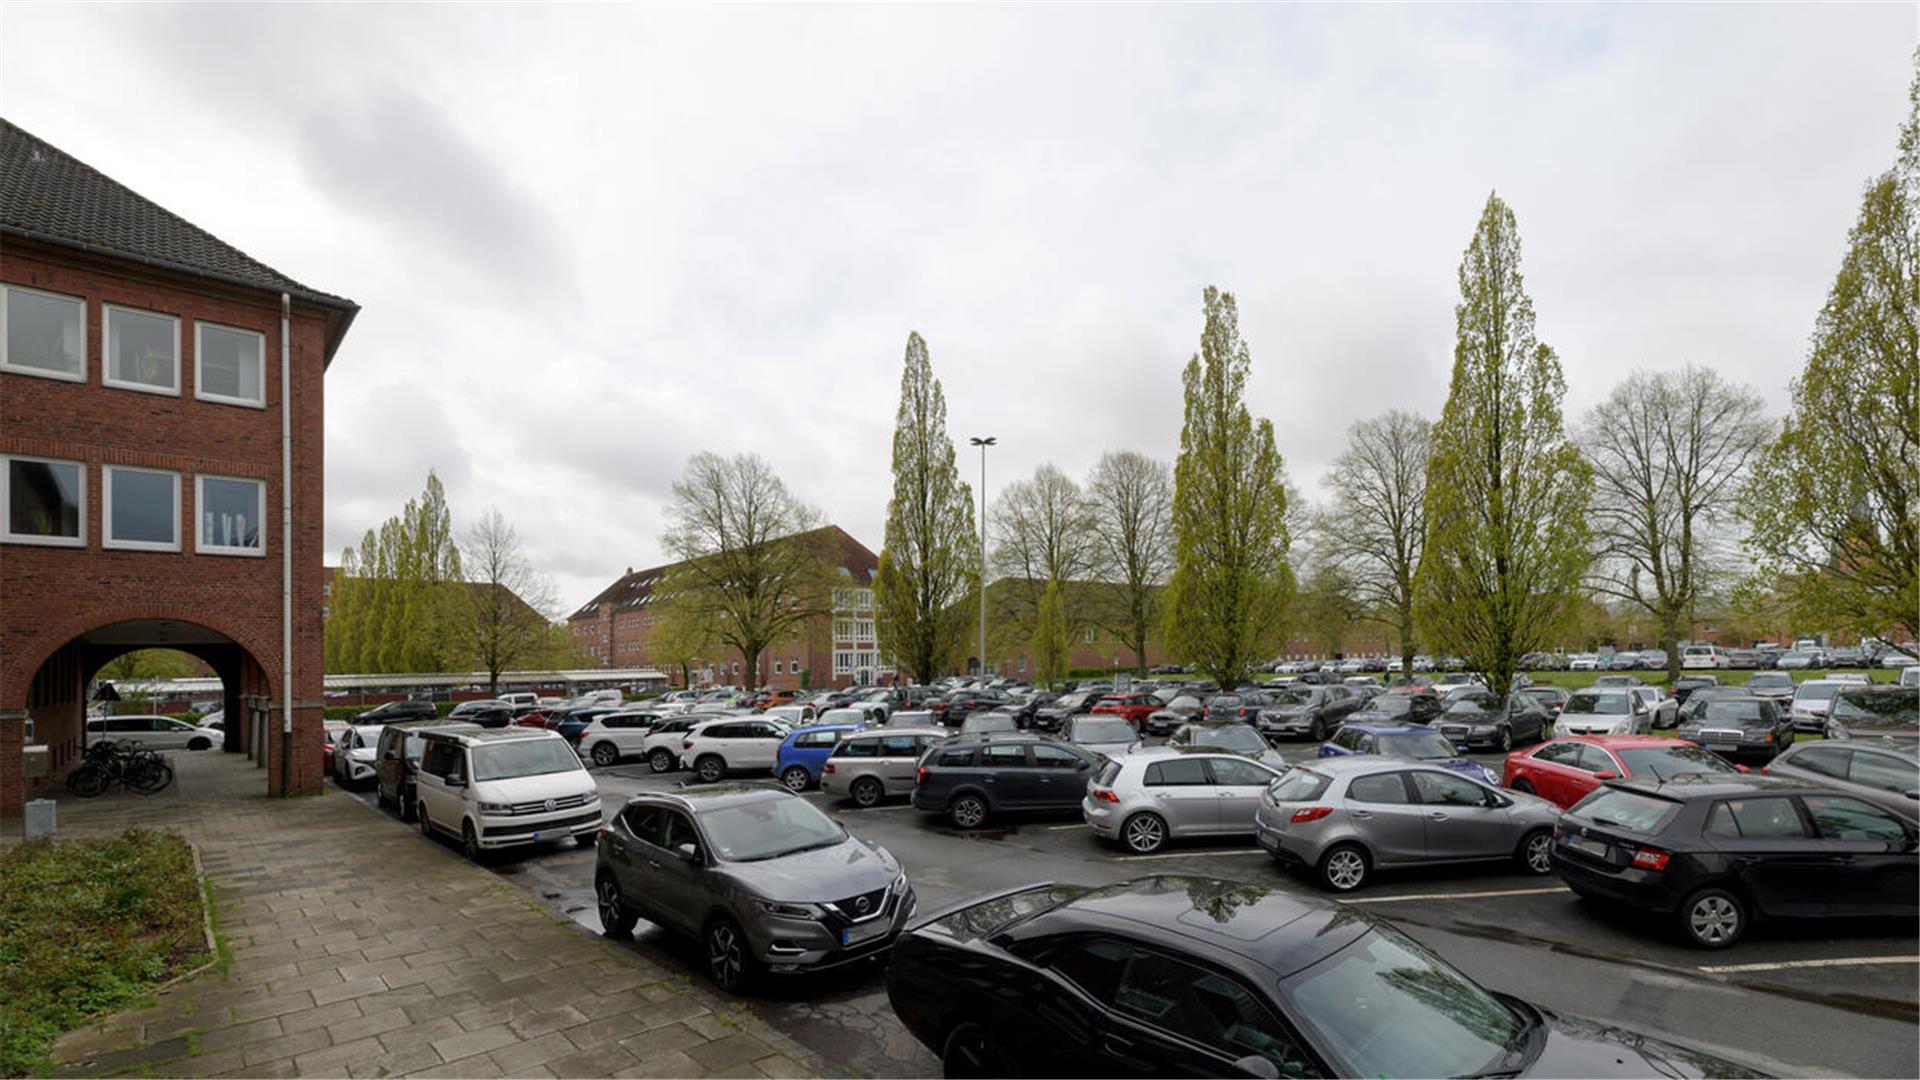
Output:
631,784,792,811
1283,755,1457,777
418,726,560,745
842,726,946,739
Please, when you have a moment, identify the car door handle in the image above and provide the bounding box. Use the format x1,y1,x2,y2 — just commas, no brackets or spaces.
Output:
608,841,625,857
1352,810,1373,819
645,858,662,870
1102,1035,1151,1070
1428,812,1449,821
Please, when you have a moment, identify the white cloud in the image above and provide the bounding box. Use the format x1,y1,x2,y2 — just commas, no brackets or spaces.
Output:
2,3,1910,610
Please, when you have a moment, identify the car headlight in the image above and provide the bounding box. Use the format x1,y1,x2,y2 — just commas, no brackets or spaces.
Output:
891,869,909,893
1480,767,1501,785
479,802,514,815
756,898,825,919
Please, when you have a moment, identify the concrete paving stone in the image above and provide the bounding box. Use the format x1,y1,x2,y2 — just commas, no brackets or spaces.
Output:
297,951,361,976
341,984,435,1017
751,1053,810,1079
618,1021,709,1060
486,1030,580,1074
159,1046,247,1076
687,1032,775,1071
312,976,396,1007
292,1034,391,1075
631,993,713,1032
609,1050,709,1079
235,960,302,986
328,1006,414,1045
545,1041,644,1078
565,1011,654,1051
346,1043,445,1078
378,1015,465,1054
334,955,416,984
263,966,349,996
401,990,483,1025
241,1026,334,1067
52,1022,143,1062
277,997,366,1035
57,1034,190,1075
361,937,426,962
230,989,319,1025
508,1004,590,1039
684,1011,741,1041
193,1016,286,1054
404,944,473,969
431,1022,521,1063
707,1063,772,1080
406,1052,507,1079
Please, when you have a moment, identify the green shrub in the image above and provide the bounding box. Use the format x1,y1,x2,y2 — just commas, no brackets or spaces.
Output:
0,829,207,1076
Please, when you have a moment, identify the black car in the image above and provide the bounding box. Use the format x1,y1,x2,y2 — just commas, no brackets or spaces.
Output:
1551,775,1918,948
1203,691,1270,725
1254,686,1364,741
1007,692,1058,729
1032,691,1096,733
1674,697,1794,764
940,689,1010,728
1143,694,1204,736
1435,691,1550,752
1343,691,1444,726
1670,676,1720,706
1519,685,1570,718
886,875,1759,1079
910,733,1101,828
1676,685,1756,726
358,699,438,724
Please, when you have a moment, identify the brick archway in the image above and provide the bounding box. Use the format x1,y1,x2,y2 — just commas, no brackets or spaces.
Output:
2,606,281,710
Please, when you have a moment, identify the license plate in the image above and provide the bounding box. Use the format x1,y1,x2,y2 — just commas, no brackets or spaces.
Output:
1563,835,1608,859
1707,743,1736,752
841,919,889,947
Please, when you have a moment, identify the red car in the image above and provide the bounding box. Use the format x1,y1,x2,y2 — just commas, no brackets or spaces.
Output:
320,720,350,773
1090,692,1160,730
1502,735,1740,809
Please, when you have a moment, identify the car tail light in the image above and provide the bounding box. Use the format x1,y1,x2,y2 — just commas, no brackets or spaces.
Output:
823,762,836,774
1632,847,1670,871
915,767,929,785
1091,788,1120,802
1759,765,1770,776
1291,806,1334,824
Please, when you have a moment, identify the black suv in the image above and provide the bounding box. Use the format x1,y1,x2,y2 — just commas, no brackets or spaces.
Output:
910,733,1100,828
359,699,438,724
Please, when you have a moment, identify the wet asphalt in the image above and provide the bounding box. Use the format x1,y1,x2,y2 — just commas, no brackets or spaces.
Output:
342,745,1920,1079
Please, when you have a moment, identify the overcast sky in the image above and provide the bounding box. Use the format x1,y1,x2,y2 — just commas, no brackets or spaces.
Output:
3,4,1912,613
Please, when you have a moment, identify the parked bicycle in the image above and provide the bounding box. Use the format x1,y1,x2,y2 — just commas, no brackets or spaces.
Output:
65,739,175,797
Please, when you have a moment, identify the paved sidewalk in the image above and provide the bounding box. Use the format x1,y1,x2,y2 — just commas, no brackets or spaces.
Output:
29,751,822,1079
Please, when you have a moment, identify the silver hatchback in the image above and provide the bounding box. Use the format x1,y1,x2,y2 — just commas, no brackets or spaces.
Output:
1082,747,1289,853
1253,756,1562,892
818,727,948,807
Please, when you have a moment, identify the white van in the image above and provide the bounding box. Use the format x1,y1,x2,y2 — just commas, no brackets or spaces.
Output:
413,728,600,860
86,715,221,751
1681,645,1726,670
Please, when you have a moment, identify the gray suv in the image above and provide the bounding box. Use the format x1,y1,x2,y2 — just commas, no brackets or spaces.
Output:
594,785,913,991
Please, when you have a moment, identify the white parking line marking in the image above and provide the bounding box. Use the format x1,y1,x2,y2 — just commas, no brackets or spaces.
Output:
1697,955,1920,974
835,805,914,813
1117,849,1268,861
1341,886,1570,904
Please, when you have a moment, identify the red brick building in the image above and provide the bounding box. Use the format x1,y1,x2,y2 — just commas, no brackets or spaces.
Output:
568,525,888,689
0,121,356,813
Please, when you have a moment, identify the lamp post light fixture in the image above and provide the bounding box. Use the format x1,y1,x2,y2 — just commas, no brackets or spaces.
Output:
969,436,996,678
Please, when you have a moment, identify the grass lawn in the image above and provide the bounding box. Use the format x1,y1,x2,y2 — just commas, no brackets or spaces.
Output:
0,828,207,1077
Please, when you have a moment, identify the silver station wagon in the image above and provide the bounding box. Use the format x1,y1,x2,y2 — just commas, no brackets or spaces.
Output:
818,727,948,807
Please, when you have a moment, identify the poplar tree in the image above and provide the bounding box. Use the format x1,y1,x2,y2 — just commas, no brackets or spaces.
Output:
1743,60,1919,655
1031,578,1070,688
1164,286,1294,688
1416,194,1592,697
874,332,980,683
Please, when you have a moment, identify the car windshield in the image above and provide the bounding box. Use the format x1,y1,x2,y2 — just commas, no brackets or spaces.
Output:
1070,718,1136,744
1794,683,1840,703
1053,694,1087,709
1563,692,1631,715
1167,696,1201,710
1444,693,1501,715
1832,689,1920,724
1375,731,1458,759
698,796,846,862
1207,695,1245,710
1615,746,1736,780
470,739,584,781
1180,724,1266,753
962,714,1018,734
1269,689,1316,707
1570,788,1681,833
1279,926,1527,1079
1699,701,1768,725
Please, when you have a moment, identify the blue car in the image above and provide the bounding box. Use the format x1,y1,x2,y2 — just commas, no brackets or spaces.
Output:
1318,722,1501,786
775,722,866,792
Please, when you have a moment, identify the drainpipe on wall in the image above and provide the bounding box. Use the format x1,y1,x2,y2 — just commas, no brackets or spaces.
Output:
280,293,293,796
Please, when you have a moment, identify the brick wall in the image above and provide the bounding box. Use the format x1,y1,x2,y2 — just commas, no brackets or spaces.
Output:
0,247,330,812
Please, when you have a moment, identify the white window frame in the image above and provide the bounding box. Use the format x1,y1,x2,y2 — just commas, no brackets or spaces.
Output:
1,453,86,547
194,320,267,408
195,474,266,557
103,465,181,552
101,303,181,396
1,284,88,383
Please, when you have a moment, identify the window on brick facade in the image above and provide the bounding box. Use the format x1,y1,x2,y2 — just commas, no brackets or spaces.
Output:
104,466,180,551
197,475,265,555
2,285,86,382
103,304,180,395
2,455,84,547
196,322,266,407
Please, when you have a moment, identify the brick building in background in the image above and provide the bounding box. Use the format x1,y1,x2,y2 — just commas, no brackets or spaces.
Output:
0,120,356,814
568,525,889,688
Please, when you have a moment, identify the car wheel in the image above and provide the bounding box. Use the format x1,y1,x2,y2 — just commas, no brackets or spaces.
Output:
949,793,989,829
695,755,726,784
781,765,813,793
596,873,636,939
1122,812,1167,854
705,917,756,992
591,742,620,768
1318,843,1369,892
1511,777,1535,795
850,777,884,808
461,821,484,863
1496,725,1513,753
1680,887,1746,948
942,1021,1020,1079
1518,829,1553,875
187,737,211,751
649,748,675,773
1307,716,1325,742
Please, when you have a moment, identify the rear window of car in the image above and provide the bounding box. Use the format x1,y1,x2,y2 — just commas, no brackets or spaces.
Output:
1095,759,1122,787
1568,788,1682,833
1267,769,1330,802
835,737,879,758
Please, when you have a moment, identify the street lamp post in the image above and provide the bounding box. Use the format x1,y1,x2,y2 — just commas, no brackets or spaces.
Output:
970,436,996,678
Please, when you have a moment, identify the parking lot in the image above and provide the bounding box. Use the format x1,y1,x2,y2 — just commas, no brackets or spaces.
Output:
337,742,1920,1080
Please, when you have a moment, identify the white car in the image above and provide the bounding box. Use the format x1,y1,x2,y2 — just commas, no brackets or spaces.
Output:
678,716,793,783
331,724,386,786
1789,679,1853,732
1681,645,1728,670
641,716,702,773
1431,673,1481,696
1627,686,1678,727
1552,689,1653,737
818,705,886,728
764,704,819,726
413,727,601,860
1567,653,1601,671
198,709,225,730
500,692,541,710
580,689,626,707
575,710,666,767
85,715,222,752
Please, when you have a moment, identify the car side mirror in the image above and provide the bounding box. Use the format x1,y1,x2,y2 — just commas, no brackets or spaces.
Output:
446,774,465,788
1593,771,1618,781
1906,790,1919,801
676,842,700,863
1735,764,1753,774
1232,1055,1281,1079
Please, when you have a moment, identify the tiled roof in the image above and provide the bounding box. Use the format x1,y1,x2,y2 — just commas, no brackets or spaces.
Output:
0,118,358,352
569,525,879,622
